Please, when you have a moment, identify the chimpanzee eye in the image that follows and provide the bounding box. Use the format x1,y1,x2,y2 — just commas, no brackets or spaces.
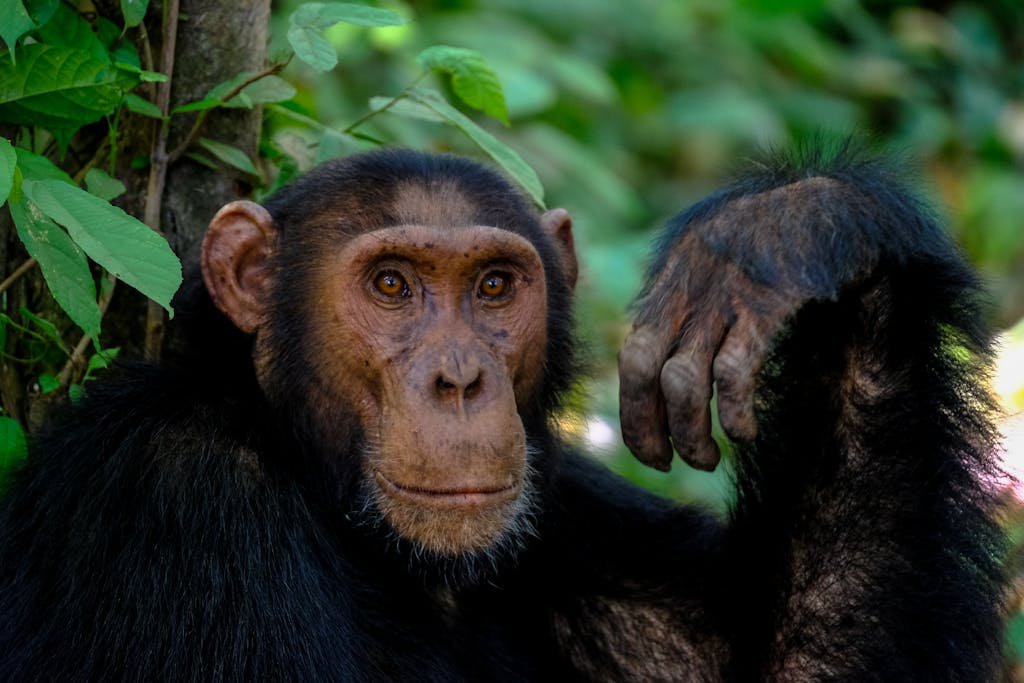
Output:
373,270,410,298
478,271,513,300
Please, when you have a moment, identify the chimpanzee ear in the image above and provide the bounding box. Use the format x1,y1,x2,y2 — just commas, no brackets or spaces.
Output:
540,208,578,290
201,200,276,334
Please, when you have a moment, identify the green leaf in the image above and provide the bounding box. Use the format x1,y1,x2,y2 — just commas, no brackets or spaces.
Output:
15,147,73,184
287,23,337,72
38,373,59,393
121,0,150,28
368,95,445,123
288,2,408,72
19,307,65,350
35,3,107,62
0,1,35,61
0,0,58,61
187,72,297,112
0,137,16,206
171,97,221,114
198,138,258,175
139,71,167,83
416,45,509,125
25,0,59,27
93,17,119,50
184,151,218,170
123,93,163,119
9,196,101,337
223,75,296,108
0,417,27,476
85,346,119,375
111,44,141,70
315,128,355,164
21,179,182,314
84,168,125,201
111,63,167,83
405,88,544,207
0,44,139,151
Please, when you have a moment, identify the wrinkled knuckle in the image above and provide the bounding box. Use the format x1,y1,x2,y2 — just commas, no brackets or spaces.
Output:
660,356,703,402
712,346,748,381
619,331,665,383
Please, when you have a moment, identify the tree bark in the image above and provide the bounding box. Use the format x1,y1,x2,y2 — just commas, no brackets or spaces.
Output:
0,0,270,424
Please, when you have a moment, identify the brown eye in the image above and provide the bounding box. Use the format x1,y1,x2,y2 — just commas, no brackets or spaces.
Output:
479,271,512,299
373,270,410,298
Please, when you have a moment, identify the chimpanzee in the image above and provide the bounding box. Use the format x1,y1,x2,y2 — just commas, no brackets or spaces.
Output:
0,145,1004,681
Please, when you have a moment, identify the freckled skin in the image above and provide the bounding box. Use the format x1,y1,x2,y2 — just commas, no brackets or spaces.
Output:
271,224,550,552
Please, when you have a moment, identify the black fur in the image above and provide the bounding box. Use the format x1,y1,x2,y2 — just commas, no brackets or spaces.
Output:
0,147,1003,681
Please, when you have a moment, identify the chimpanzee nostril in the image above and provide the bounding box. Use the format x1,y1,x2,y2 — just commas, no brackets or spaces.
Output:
434,370,483,404
464,375,482,400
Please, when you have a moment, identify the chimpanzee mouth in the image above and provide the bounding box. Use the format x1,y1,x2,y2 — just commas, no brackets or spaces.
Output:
372,470,519,507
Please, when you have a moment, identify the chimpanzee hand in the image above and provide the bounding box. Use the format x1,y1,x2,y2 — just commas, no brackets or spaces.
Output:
618,175,888,472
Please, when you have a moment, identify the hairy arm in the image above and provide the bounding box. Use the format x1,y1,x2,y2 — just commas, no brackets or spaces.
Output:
619,146,1004,681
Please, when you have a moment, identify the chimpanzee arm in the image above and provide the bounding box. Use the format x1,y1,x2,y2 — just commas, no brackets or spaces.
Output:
618,146,1004,681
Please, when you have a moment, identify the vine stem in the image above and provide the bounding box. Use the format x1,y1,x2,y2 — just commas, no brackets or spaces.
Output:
142,0,180,360
0,259,38,298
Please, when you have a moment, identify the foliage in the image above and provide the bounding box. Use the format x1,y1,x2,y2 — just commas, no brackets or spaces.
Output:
1,0,1023,670
0,0,551,485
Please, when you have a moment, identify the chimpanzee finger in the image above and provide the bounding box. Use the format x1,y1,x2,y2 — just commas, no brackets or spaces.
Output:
660,329,725,472
619,327,674,471
710,310,774,443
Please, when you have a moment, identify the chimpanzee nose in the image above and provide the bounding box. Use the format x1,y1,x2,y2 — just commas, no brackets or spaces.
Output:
435,369,483,403
434,353,484,407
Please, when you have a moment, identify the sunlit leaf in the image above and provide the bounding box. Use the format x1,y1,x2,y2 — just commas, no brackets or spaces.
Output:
198,138,259,176
84,168,126,201
8,195,101,337
21,178,182,314
416,45,509,124
406,87,544,207
288,2,408,72
0,137,16,206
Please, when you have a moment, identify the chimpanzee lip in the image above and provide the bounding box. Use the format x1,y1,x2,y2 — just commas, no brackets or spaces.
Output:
373,469,518,507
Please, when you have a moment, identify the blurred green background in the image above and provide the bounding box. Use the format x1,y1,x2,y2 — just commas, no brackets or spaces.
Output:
266,0,1024,497
266,0,1024,673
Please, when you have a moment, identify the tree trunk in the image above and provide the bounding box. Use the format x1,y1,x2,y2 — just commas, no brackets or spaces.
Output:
0,0,270,425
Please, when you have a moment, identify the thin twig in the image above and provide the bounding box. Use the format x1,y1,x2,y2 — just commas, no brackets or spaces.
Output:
72,141,110,185
142,0,180,360
57,275,117,388
342,73,427,135
0,259,38,297
166,57,292,164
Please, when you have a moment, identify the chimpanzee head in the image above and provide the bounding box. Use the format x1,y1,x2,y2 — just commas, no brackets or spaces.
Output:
200,149,578,565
